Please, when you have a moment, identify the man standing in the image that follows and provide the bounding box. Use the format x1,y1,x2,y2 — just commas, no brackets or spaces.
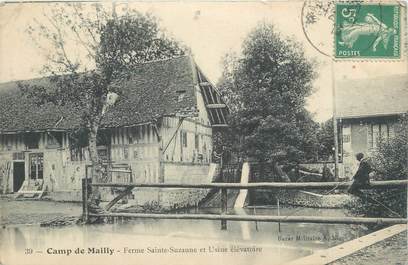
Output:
348,153,372,196
321,162,334,182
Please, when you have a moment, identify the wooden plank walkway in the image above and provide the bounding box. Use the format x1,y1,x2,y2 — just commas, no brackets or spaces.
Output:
284,224,408,265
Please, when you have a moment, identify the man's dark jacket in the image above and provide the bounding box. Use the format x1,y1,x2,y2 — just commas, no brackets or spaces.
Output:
353,158,372,184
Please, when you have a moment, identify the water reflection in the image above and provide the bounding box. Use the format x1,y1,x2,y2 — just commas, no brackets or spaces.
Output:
1,207,366,265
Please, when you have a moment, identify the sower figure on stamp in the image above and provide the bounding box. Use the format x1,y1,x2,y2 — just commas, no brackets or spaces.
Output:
348,153,372,196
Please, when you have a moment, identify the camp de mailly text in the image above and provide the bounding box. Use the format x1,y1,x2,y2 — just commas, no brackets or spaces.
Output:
46,245,262,256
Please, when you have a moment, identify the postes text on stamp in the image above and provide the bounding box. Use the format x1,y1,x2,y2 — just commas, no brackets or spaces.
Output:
335,3,400,59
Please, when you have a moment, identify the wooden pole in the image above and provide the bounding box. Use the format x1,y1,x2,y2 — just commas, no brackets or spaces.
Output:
82,178,87,222
89,212,408,225
254,207,259,231
221,191,228,230
331,59,339,179
220,150,228,230
91,179,408,190
277,198,281,232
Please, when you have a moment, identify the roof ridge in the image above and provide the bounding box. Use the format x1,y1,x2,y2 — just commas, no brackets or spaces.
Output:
131,54,191,66
0,53,199,132
0,55,193,85
337,73,408,83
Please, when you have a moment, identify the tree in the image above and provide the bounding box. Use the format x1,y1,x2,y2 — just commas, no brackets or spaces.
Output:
217,23,318,165
19,3,186,183
316,118,335,161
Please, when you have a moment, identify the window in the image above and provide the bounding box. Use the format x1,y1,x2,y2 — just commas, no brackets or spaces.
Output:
29,153,43,180
195,134,200,150
369,123,391,149
97,146,110,162
181,131,188,148
134,148,144,160
180,131,187,162
342,135,351,143
13,152,25,161
134,149,139,160
123,147,129,160
69,129,88,161
97,130,111,147
47,132,63,148
177,90,186,102
70,147,86,161
23,133,40,149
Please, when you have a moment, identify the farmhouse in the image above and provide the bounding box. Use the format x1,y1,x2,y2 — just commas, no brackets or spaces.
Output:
336,74,408,178
0,55,228,207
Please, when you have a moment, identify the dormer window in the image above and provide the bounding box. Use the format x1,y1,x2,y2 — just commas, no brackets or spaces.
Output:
23,132,40,149
47,132,63,148
176,90,186,102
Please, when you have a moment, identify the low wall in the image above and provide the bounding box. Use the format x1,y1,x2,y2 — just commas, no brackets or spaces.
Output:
252,190,355,208
277,190,355,208
42,163,219,210
299,162,345,179
48,190,82,202
106,163,218,210
47,187,212,210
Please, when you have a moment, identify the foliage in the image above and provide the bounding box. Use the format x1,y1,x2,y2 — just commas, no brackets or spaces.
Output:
316,118,335,161
217,23,318,164
346,114,408,218
373,115,408,180
19,3,186,180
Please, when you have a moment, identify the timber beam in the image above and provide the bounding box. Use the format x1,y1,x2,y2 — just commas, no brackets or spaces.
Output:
212,124,229,128
206,103,227,109
199,81,211,86
89,213,408,225
91,179,408,190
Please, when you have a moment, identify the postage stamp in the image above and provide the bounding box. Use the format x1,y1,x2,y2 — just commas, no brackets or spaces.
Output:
335,3,400,58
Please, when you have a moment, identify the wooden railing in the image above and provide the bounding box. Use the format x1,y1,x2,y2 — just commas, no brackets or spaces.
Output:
91,180,408,190
82,179,408,229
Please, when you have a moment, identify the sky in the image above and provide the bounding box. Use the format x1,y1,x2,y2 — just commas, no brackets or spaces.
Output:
0,1,407,122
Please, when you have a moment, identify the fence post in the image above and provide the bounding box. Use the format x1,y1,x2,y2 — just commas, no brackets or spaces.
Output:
221,188,228,230
82,178,89,223
277,198,281,232
220,150,228,230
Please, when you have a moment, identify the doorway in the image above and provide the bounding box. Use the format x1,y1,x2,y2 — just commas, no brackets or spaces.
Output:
13,162,25,192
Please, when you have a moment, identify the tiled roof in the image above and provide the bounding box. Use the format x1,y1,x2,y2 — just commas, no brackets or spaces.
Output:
0,55,198,132
336,74,408,119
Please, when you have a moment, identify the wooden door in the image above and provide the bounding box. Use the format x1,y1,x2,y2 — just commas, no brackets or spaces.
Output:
13,162,25,192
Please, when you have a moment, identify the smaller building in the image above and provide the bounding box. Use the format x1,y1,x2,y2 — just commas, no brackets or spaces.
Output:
336,74,408,179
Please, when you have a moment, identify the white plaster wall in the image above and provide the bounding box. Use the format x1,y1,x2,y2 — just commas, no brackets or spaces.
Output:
163,163,211,184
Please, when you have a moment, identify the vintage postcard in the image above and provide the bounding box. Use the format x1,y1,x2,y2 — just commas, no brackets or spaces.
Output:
0,1,407,265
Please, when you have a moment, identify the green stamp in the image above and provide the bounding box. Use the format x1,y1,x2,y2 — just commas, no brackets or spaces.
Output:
335,3,400,58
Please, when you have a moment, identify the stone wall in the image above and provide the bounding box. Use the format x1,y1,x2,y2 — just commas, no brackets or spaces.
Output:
159,188,210,209
254,190,355,208
48,191,82,202
112,163,218,210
